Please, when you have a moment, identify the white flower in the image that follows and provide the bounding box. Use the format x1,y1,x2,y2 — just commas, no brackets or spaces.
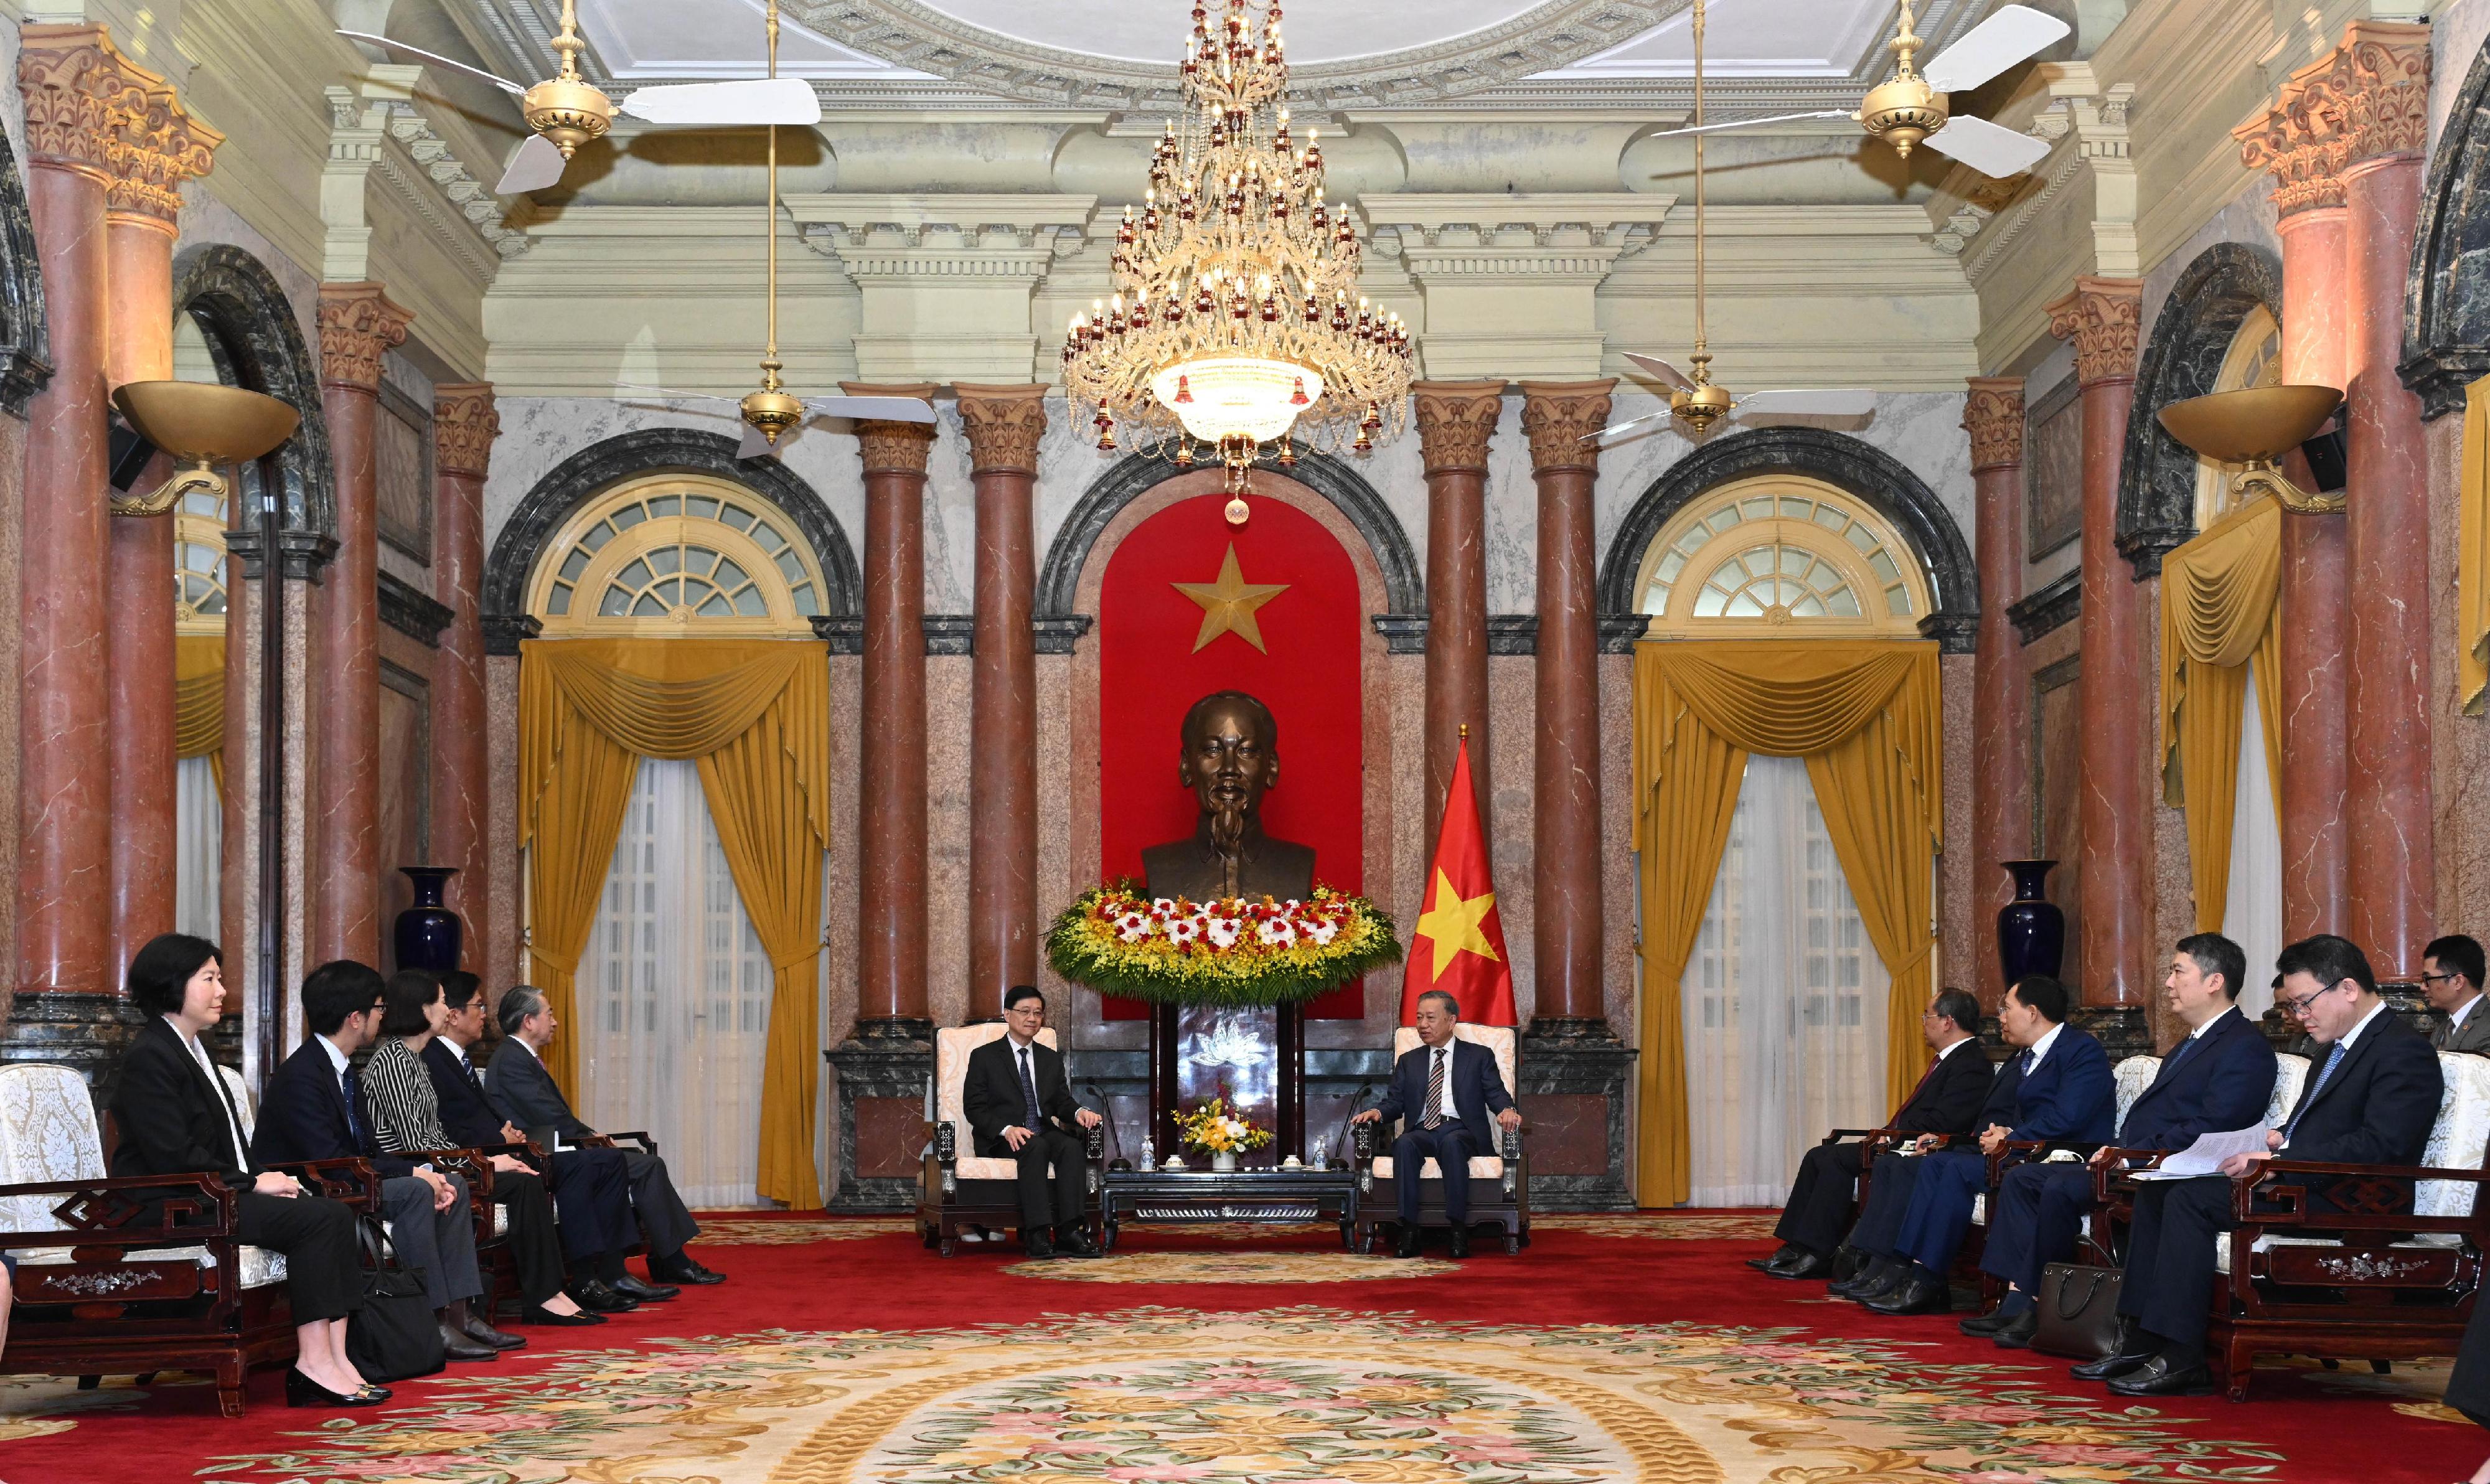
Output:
1257,919,1297,946
1167,917,1201,944
1152,898,1178,913
1114,912,1152,942
1206,916,1241,949
1304,919,1340,946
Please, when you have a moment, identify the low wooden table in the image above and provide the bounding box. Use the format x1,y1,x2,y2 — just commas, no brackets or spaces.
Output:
1100,1167,1359,1251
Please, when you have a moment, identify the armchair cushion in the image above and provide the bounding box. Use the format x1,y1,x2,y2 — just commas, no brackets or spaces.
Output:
12,1242,288,1289
1368,1155,1503,1180
2112,1056,2160,1127
2265,1054,2310,1129
934,1023,1060,1162
0,1065,106,1234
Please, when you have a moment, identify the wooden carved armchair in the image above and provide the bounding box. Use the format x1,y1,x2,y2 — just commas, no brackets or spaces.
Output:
1350,1026,1528,1255
917,1024,1104,1256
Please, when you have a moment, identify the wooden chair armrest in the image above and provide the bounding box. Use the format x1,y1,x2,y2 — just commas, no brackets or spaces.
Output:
2233,1158,2490,1223
601,1130,658,1155
2092,1147,2171,1202
0,1170,243,1246
405,1147,499,1200
271,1157,383,1208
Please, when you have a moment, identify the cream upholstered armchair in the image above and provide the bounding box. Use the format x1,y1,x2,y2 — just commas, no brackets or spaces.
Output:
918,1023,1104,1256
1349,1025,1528,1254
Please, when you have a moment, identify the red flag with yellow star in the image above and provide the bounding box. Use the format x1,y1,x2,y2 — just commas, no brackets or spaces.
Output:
1401,737,1516,1026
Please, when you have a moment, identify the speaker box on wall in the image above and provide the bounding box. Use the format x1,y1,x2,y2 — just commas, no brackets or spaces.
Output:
2299,421,2346,494
107,413,157,493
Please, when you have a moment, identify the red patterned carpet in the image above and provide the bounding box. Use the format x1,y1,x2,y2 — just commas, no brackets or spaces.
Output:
0,1210,2479,1482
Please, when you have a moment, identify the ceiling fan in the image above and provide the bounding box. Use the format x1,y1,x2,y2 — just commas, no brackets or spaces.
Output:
1594,0,1877,444
339,0,821,196
616,0,933,460
1642,1,2071,180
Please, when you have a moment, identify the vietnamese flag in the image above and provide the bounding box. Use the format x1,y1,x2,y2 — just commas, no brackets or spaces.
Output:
1400,737,1517,1026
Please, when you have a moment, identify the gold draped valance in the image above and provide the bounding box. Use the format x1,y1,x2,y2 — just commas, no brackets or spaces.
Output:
519,637,832,1209
2158,497,2283,934
1631,640,1942,1208
175,634,225,797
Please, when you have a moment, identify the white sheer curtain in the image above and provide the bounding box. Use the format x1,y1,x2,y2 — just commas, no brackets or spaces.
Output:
174,756,219,942
573,759,776,1208
1684,754,1892,1206
2223,672,2283,1021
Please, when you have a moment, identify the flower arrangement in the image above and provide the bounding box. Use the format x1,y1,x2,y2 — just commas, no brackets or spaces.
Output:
1045,881,1402,1008
1174,1096,1272,1157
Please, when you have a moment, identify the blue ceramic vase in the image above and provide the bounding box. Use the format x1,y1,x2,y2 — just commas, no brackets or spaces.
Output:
394,866,464,974
1996,859,2065,985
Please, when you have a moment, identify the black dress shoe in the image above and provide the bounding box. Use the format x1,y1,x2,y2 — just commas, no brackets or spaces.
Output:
1830,1258,1897,1299
650,1254,727,1285
1447,1229,1471,1259
611,1274,680,1303
1769,1249,1831,1280
2107,1355,2215,1396
1959,1308,2013,1336
439,1322,500,1362
1394,1229,1424,1259
1989,1308,2040,1349
572,1279,641,1313
522,1303,608,1327
1747,1242,1803,1272
285,1368,390,1409
1862,1272,1951,1315
1053,1227,1102,1258
459,1314,527,1351
2070,1346,2155,1382
1023,1234,1058,1259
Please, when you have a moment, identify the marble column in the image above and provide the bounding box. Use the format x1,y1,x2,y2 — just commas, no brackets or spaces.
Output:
7,30,128,1074
1413,380,1503,826
1964,378,2030,1010
2046,277,2153,1055
431,385,497,971
2274,202,2351,946
955,384,1045,1018
2337,27,2435,981
311,283,413,969
827,384,938,1213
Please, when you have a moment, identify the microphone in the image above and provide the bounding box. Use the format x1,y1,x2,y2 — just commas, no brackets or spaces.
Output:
1331,1081,1377,1170
1083,1082,1130,1170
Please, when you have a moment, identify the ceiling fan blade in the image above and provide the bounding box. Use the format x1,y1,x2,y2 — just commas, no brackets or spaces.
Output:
1730,388,1877,418
495,134,569,195
1585,410,1674,446
1923,115,2051,179
735,423,779,461
1920,4,2071,93
1639,109,1853,141
609,381,738,404
1623,352,1694,392
619,77,822,127
804,395,939,424
336,31,527,95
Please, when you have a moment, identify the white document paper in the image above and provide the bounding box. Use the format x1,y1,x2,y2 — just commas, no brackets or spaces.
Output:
2128,1124,2272,1180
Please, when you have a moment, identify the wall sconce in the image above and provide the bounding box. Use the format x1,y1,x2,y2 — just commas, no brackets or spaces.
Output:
2156,385,2345,514
108,381,300,517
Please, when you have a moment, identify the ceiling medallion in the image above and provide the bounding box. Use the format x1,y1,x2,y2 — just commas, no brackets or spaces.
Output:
1063,0,1412,525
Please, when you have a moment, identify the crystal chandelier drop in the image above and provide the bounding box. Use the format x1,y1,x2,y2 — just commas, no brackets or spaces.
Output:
1061,0,1413,524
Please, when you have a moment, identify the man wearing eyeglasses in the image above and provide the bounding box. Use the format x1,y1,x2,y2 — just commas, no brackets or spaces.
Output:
2079,934,2441,1397
2423,936,2490,1054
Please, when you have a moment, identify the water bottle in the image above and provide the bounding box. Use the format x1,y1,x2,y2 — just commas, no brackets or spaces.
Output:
1140,1134,1156,1169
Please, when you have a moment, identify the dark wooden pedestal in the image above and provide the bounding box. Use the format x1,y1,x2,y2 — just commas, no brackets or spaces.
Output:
1151,1002,1307,1162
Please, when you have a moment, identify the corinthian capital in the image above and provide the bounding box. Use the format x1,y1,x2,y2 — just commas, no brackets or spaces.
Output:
2234,19,2429,212
2044,277,2143,387
1517,380,1615,475
1412,380,1505,474
433,383,499,479
953,383,1048,475
17,26,143,176
317,283,416,392
842,382,941,474
1963,378,2026,472
104,78,222,223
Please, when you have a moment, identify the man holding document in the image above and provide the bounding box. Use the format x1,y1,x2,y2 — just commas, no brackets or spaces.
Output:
1966,934,2275,1347
2078,935,2442,1397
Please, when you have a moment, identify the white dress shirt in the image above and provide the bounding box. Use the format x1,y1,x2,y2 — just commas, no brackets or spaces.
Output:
168,1016,251,1170
1422,1041,1460,1125
2022,1021,2064,1071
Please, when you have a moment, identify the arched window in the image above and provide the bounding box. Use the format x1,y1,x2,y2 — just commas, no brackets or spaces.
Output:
2194,304,2283,529
528,474,827,636
1632,475,1930,636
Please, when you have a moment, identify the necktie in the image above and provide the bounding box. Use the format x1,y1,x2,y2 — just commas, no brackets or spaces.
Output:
1422,1048,1448,1129
342,1063,368,1150
2017,1048,2035,1078
2284,1041,2347,1143
1018,1046,1043,1130
2160,1030,2199,1079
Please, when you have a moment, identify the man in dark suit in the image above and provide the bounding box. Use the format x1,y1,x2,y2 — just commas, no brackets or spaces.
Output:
2079,934,2444,1396
1350,989,1522,1259
484,984,723,1286
253,960,502,1360
964,985,1106,1258
1842,974,2115,1316
2426,935,2490,1054
423,971,661,1308
1966,933,2277,1346
1751,987,1993,1280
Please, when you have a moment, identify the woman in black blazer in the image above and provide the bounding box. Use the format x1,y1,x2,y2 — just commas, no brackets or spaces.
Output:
107,934,383,1408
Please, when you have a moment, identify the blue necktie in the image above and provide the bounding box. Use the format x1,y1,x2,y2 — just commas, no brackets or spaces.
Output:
342,1064,368,1150
2284,1041,2346,1143
1018,1046,1043,1130
2159,1030,2199,1079
2017,1048,2035,1078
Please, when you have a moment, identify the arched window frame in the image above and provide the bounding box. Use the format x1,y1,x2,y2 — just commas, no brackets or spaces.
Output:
2192,304,2283,530
527,472,829,637
1632,475,1930,637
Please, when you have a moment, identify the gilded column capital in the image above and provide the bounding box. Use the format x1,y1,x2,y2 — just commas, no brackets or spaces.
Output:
1412,379,1506,474
2235,20,2429,212
317,283,415,392
103,75,222,225
952,383,1048,475
1517,378,1615,475
433,383,499,479
1963,377,2026,472
17,25,144,177
842,382,941,475
2044,277,2143,387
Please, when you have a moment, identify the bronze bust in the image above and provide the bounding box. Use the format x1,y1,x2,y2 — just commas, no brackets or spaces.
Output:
1140,690,1317,902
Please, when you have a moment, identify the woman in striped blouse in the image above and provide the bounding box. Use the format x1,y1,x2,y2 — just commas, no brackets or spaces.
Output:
367,970,606,1328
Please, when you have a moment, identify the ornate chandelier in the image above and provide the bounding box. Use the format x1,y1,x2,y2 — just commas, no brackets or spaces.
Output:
1062,0,1412,523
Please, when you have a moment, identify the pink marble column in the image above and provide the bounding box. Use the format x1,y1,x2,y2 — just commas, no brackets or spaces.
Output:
1414,380,1503,829
2047,278,2151,1017
1964,378,2030,1010
312,284,413,969
431,385,497,970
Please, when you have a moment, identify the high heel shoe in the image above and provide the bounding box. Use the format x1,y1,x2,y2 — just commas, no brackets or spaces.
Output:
523,1302,608,1327
286,1368,389,1408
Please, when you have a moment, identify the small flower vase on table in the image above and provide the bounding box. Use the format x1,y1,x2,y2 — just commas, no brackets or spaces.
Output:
1211,1151,1239,1173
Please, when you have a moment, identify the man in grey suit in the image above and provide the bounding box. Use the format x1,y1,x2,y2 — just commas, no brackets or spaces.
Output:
2427,936,2490,1054
485,985,723,1286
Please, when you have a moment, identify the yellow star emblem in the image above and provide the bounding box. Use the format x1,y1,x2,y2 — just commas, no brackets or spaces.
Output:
1172,544,1289,653
1414,867,1500,982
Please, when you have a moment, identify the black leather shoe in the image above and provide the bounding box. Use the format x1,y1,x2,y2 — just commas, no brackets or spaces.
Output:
2070,1346,2155,1382
1989,1308,2040,1349
439,1322,500,1362
522,1303,608,1327
1394,1229,1424,1259
1747,1242,1803,1272
1053,1227,1102,1258
1768,1249,1831,1280
1862,1272,1950,1315
1830,1258,1897,1299
1023,1233,1058,1259
1447,1229,1471,1259
2107,1355,2215,1397
1959,1308,2013,1336
459,1313,527,1351
286,1368,390,1408
651,1254,727,1285
611,1274,680,1303
572,1279,641,1313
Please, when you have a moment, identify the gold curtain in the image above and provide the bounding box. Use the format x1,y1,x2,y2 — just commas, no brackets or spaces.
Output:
175,634,225,797
2462,373,2490,715
519,637,832,1208
1631,640,1943,1206
2158,497,2285,934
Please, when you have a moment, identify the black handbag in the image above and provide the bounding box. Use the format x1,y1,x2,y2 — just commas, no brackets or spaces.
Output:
2031,1261,2125,1359
345,1221,446,1383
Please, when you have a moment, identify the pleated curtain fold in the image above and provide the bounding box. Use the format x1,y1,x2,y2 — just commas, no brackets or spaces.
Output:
1632,639,1942,1208
174,634,225,797
2158,497,2283,934
519,637,832,1208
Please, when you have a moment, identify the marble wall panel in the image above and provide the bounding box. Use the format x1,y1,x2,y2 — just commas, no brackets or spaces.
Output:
1939,652,1976,997
2428,411,2490,952
0,413,24,992
2141,571,2192,1051
821,654,864,1195
484,654,522,989
375,647,433,973
2436,0,2490,157
1599,650,1638,1035
2027,624,2084,995
924,653,972,1030
1488,654,1538,1022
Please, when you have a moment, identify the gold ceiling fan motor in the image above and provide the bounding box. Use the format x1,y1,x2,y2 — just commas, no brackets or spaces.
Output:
520,5,614,158
1854,1,1950,158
